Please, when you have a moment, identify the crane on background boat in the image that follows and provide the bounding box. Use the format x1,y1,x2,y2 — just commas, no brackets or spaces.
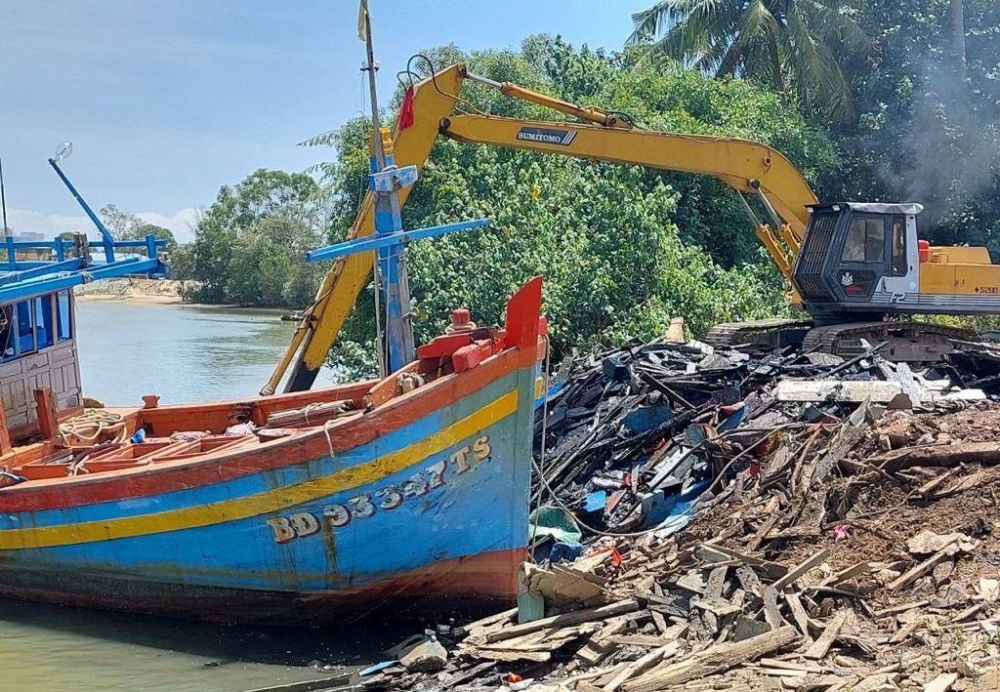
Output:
264,61,1000,394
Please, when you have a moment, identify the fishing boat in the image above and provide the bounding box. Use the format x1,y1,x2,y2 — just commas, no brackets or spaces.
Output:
0,17,546,622
0,274,543,622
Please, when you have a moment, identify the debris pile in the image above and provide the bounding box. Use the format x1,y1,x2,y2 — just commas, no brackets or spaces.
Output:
529,335,985,549
364,336,1000,692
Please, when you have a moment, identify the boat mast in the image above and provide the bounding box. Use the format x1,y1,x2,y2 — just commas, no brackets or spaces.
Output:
295,5,491,384
360,1,416,375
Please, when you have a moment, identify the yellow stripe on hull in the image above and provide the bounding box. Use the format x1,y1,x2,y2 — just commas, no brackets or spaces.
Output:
0,390,519,551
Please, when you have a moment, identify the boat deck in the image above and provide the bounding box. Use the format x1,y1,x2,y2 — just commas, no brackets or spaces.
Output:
0,376,382,487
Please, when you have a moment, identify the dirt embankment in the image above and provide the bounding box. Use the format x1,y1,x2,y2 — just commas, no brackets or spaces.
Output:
74,278,199,304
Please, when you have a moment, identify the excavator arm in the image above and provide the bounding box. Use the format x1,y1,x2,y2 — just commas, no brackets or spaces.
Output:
264,63,818,394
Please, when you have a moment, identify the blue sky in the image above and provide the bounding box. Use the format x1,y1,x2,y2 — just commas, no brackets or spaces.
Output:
3,0,650,242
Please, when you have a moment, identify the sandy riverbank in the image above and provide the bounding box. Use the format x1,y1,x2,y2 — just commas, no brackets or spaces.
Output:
73,278,196,304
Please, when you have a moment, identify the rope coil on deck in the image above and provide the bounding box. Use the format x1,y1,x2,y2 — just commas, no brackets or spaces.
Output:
59,409,128,446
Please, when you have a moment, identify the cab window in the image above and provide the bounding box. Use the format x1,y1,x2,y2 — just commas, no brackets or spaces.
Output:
891,217,907,276
842,216,886,263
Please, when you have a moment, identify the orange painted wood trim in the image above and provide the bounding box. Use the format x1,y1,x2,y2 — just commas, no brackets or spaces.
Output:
32,388,59,441
0,405,11,455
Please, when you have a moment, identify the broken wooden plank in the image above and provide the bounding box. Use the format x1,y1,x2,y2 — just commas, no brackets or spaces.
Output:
851,673,902,692
440,661,496,689
783,590,814,640
816,561,871,589
736,565,765,600
760,667,808,678
479,623,599,652
772,549,830,592
242,675,353,692
889,616,928,644
461,646,551,663
763,586,786,630
606,634,675,648
622,626,798,692
803,611,848,660
775,380,904,405
886,544,956,593
649,583,669,634
485,600,639,643
460,607,518,639
950,601,987,623
602,641,680,692
759,659,826,674
576,619,629,666
932,470,989,500
782,674,849,691
915,467,960,497
691,597,741,617
701,544,787,580
873,600,930,618
877,441,1000,473
922,673,958,692
748,512,781,552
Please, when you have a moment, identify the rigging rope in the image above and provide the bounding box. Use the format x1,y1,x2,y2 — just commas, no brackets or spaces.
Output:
59,409,127,446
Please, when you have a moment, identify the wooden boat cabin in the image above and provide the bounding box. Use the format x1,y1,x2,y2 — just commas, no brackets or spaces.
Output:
0,287,79,438
0,233,165,449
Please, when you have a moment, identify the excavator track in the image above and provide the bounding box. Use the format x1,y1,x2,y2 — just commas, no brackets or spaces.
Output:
801,322,975,362
705,318,814,351
707,318,974,363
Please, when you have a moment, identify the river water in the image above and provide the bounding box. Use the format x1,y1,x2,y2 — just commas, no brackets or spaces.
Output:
0,300,384,692
74,300,340,406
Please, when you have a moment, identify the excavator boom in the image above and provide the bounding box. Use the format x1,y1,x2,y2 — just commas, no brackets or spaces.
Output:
440,114,815,234
265,63,818,394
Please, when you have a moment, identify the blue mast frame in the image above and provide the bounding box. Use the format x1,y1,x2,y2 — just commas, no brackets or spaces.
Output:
48,157,118,263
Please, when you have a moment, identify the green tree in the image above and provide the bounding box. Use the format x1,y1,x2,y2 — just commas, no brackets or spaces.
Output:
134,223,176,250
190,169,323,304
627,0,869,121
175,165,352,308
99,204,141,239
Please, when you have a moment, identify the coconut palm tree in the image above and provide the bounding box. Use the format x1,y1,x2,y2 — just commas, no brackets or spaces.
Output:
627,0,869,120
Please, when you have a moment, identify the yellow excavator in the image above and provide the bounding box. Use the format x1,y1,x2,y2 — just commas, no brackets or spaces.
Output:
263,62,1000,394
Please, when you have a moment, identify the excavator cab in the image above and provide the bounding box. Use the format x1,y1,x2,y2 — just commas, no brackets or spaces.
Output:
793,203,922,320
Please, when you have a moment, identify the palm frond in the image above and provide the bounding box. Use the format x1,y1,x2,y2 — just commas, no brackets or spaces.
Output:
798,0,871,59
628,0,674,45
633,0,744,69
716,0,781,81
784,3,856,119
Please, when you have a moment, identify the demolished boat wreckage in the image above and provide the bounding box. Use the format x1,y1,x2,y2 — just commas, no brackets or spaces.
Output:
353,333,1000,691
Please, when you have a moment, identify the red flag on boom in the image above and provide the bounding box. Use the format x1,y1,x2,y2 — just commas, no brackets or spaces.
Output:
398,86,416,130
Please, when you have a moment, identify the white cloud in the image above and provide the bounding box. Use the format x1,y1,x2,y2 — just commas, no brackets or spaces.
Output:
136,207,203,244
4,206,203,244
5,208,92,236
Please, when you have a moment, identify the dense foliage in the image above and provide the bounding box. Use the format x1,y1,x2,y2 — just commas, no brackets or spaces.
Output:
174,1,1000,378
628,0,870,121
184,169,328,306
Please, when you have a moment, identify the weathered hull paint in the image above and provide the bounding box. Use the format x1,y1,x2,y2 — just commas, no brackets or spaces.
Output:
0,548,523,623
0,282,543,624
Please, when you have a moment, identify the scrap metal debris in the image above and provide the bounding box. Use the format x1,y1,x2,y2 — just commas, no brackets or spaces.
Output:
357,334,1000,692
